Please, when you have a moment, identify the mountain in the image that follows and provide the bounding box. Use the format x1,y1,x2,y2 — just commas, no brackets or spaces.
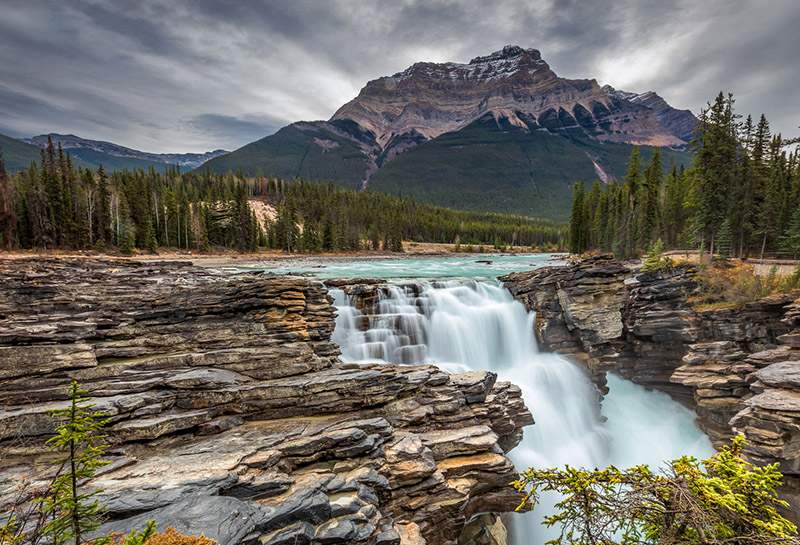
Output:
202,46,696,219
22,134,228,171
0,133,96,172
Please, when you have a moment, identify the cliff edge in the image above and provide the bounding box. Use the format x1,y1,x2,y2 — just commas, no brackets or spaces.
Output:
0,259,533,545
501,256,800,517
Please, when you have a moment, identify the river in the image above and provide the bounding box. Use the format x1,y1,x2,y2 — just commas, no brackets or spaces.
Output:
252,254,713,543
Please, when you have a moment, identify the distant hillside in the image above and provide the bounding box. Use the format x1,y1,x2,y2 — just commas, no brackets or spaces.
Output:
0,133,93,172
22,133,228,172
368,116,692,220
201,45,696,220
202,120,373,190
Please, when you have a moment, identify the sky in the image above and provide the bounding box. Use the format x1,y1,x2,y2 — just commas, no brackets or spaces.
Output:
1,0,798,153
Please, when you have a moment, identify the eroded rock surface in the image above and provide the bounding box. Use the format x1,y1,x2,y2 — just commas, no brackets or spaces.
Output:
500,256,630,390
0,259,532,545
501,256,800,518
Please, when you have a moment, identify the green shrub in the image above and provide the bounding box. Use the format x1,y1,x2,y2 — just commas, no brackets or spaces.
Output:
514,435,798,545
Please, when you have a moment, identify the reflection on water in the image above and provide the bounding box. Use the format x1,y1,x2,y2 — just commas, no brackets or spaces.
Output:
240,253,564,279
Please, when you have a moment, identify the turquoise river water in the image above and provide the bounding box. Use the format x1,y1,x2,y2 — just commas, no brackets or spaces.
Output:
245,254,713,544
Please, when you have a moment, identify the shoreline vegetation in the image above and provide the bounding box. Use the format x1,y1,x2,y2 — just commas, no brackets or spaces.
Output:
0,139,568,256
568,93,799,261
0,244,567,268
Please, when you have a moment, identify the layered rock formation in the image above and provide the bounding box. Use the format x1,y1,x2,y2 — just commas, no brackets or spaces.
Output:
0,259,532,545
500,257,630,390
501,257,800,517
333,46,695,156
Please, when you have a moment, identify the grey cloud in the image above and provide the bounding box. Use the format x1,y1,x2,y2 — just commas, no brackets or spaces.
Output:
0,0,798,153
184,113,286,149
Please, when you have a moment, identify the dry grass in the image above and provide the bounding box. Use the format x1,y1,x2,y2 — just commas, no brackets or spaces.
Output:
108,527,217,545
690,260,800,308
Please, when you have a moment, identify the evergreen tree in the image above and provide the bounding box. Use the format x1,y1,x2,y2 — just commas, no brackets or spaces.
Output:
322,215,334,251
42,382,109,545
119,222,135,255
716,218,733,258
96,167,111,246
694,93,738,255
302,220,321,253
638,148,663,248
0,152,15,249
514,436,799,545
757,141,785,258
568,182,586,254
144,221,158,254
780,203,800,259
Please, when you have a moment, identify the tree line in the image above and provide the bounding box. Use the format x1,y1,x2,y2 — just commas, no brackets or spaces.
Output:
0,138,567,254
569,92,800,259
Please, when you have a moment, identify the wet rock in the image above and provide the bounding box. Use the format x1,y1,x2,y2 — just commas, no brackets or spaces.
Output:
0,258,532,545
502,256,800,519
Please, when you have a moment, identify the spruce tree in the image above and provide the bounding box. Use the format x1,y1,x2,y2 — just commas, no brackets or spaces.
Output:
42,382,109,545
96,167,111,247
568,182,586,254
639,148,663,248
144,221,158,254
780,201,800,259
716,218,733,258
0,152,15,249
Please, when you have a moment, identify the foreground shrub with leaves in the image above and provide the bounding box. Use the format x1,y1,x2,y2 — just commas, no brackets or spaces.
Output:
513,435,799,545
0,382,215,545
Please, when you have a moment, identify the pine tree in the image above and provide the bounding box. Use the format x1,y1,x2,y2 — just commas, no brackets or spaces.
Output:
780,203,800,259
0,151,15,249
322,215,334,251
716,218,733,258
638,148,663,249
694,93,739,255
119,222,135,255
144,221,158,254
514,436,799,545
757,139,785,258
96,167,111,247
42,382,109,545
302,220,321,253
568,182,586,254
388,217,403,252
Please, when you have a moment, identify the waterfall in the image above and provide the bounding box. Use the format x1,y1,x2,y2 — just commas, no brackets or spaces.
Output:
331,280,713,544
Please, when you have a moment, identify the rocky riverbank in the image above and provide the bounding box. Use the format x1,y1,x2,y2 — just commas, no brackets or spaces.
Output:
0,258,533,545
501,256,800,516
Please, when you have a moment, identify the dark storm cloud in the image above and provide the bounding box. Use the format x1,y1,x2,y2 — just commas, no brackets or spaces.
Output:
1,0,798,153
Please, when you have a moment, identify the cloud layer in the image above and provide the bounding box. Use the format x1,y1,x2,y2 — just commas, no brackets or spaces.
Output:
1,0,798,152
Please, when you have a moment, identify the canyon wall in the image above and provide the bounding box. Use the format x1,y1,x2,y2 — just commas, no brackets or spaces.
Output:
501,256,800,514
0,259,533,545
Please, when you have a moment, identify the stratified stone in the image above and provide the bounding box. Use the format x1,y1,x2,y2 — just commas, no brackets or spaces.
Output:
0,258,532,545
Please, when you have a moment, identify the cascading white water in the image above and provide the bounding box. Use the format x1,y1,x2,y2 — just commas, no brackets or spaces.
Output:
331,280,713,544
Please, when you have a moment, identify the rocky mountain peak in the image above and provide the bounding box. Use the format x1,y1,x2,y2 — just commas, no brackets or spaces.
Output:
468,45,542,65
331,45,695,154
381,45,550,89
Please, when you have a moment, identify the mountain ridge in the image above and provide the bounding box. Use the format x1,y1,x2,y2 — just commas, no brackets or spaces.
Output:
202,46,698,218
23,133,228,169
330,45,695,166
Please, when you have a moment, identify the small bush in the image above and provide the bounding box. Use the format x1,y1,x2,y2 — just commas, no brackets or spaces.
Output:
641,239,675,272
110,526,216,545
692,261,800,308
144,527,216,545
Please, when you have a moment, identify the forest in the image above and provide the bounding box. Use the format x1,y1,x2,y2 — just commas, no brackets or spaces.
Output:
0,139,567,254
568,92,800,259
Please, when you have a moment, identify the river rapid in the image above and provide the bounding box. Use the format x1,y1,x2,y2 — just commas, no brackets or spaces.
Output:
254,255,713,544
